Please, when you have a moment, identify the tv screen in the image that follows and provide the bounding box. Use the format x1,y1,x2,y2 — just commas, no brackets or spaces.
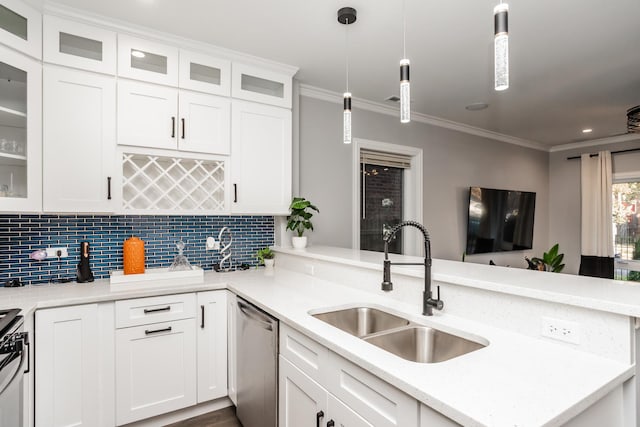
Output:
466,187,536,255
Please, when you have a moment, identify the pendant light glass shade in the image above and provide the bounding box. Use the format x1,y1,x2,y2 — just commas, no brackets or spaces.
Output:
343,92,352,144
400,59,410,123
494,3,509,91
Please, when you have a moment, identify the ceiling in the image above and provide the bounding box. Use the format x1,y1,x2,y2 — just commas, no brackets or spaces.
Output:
49,0,640,148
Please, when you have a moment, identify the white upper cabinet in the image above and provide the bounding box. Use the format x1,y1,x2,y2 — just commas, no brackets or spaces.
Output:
118,34,179,86
118,79,179,150
43,15,117,75
178,91,230,155
0,0,41,59
43,66,116,213
179,49,230,96
0,44,41,212
231,100,292,214
232,63,292,108
118,80,230,156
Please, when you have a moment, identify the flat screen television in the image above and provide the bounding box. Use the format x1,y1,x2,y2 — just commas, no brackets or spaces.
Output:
466,187,536,255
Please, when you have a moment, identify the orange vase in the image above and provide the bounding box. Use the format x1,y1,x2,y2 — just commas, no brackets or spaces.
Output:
123,236,145,275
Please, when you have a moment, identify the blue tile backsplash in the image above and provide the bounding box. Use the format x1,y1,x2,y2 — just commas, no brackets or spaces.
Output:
0,215,274,285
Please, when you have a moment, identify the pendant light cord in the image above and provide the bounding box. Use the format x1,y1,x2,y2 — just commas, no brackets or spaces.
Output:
402,0,406,58
345,18,350,92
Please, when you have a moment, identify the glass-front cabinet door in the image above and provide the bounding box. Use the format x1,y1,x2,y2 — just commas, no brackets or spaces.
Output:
43,15,117,75
0,0,42,59
179,50,230,96
0,44,41,211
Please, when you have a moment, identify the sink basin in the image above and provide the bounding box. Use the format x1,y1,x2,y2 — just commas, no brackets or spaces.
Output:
364,326,486,363
312,307,410,337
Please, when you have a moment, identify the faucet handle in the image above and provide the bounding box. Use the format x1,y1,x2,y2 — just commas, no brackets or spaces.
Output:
433,286,444,311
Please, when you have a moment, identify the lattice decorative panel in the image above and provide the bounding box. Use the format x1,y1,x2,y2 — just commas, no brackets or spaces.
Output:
122,153,226,212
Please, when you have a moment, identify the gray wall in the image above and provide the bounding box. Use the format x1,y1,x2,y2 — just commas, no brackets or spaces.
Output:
298,95,550,268
549,138,640,274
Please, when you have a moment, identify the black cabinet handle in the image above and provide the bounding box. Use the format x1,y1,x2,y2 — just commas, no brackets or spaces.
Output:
23,339,30,374
181,118,185,139
107,176,112,200
144,306,171,314
327,421,335,427
316,410,324,427
200,305,205,329
145,326,172,335
171,116,176,138
233,184,238,203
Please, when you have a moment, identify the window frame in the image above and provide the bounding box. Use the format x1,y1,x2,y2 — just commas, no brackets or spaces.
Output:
351,138,423,256
612,171,640,278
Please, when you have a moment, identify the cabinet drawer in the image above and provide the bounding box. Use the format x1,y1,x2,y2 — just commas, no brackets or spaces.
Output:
327,352,418,427
280,323,328,386
115,293,196,328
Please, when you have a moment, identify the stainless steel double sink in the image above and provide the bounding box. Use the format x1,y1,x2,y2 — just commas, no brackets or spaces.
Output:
312,307,487,363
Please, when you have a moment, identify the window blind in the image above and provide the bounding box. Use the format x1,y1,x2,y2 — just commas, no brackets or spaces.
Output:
360,149,412,169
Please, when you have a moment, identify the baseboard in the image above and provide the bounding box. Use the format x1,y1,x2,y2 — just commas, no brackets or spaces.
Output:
123,397,233,426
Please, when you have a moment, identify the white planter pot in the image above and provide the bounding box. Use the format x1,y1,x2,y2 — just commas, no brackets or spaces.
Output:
264,258,275,268
292,236,308,249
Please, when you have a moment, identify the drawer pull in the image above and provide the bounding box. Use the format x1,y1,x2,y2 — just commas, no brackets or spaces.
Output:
200,305,205,329
327,421,335,427
145,326,172,335
143,306,171,314
316,410,324,427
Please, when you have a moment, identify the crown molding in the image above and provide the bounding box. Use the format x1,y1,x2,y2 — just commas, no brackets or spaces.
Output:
298,84,548,152
549,133,640,153
43,1,299,76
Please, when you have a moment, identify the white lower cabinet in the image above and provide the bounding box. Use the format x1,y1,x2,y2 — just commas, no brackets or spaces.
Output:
196,290,228,403
35,303,115,427
115,318,197,425
226,291,238,405
279,356,372,427
280,324,438,427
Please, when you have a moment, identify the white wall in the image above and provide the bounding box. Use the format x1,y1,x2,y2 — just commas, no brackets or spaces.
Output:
549,138,640,274
297,95,550,268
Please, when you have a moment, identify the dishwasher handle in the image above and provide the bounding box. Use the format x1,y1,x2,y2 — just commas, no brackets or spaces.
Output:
237,300,274,331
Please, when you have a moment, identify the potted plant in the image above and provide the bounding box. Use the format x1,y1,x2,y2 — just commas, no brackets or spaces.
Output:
256,247,275,268
286,197,319,249
525,243,565,273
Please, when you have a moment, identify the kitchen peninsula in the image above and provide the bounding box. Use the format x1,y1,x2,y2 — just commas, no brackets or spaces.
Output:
3,246,638,426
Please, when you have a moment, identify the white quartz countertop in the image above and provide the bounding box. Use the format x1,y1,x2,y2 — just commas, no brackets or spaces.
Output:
274,246,640,318
0,263,634,426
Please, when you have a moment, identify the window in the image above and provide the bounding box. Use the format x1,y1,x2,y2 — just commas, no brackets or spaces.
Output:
612,180,640,281
352,140,423,256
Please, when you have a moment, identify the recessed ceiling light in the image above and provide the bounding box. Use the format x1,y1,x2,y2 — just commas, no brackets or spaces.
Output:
465,102,489,111
582,128,593,133
131,50,146,59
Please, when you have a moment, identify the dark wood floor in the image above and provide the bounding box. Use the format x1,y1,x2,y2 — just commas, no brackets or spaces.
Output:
165,406,242,427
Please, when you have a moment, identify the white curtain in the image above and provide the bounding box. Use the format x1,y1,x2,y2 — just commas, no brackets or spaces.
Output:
580,151,614,257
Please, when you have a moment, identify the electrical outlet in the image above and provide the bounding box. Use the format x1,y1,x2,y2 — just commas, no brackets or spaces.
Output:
45,247,69,259
541,317,580,344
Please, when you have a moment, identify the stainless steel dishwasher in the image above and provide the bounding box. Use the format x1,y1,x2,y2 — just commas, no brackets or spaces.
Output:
236,297,279,427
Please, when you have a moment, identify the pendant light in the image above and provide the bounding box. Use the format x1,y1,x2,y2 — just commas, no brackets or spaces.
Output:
338,7,356,144
494,2,509,91
400,0,410,123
